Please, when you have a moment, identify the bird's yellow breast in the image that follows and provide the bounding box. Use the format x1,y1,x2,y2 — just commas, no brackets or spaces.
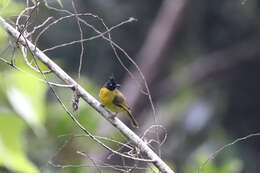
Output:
99,87,115,105
99,87,125,113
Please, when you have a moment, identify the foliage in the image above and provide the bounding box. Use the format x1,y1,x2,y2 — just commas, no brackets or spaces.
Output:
0,0,24,17
0,113,39,173
0,69,47,173
184,153,243,173
1,0,260,172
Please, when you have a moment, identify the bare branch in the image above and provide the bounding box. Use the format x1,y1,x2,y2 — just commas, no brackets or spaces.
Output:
72,0,85,79
0,16,175,173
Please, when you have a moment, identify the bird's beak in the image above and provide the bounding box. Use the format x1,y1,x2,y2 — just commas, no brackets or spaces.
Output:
116,84,121,88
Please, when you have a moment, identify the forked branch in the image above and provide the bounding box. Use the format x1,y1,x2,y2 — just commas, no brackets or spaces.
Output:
0,16,174,173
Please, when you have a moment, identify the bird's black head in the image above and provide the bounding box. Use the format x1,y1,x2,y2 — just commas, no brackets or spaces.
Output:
104,77,120,91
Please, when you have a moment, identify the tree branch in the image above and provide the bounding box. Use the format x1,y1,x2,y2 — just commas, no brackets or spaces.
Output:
0,16,174,173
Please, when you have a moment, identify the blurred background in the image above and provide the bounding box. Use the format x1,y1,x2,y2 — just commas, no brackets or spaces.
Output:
0,0,260,172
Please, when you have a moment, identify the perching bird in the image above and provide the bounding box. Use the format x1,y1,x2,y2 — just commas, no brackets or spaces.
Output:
99,77,139,128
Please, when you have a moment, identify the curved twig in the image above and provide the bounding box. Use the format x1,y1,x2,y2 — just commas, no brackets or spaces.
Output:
0,16,174,173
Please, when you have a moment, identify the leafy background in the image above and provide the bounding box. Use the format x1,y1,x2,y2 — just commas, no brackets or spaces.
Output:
0,0,260,173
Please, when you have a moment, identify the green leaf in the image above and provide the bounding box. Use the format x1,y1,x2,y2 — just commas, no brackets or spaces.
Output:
0,113,39,173
0,0,24,17
0,0,10,9
0,26,8,44
4,71,47,136
56,0,63,8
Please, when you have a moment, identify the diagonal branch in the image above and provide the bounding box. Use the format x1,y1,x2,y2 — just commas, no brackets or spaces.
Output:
0,16,174,173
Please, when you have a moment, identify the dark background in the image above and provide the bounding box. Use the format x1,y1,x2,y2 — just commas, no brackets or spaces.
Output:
40,0,260,172
1,0,260,172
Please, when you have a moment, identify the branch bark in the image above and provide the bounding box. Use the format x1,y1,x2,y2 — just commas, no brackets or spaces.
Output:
0,16,174,173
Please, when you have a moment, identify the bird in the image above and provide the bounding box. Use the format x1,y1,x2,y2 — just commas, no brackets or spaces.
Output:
99,77,139,128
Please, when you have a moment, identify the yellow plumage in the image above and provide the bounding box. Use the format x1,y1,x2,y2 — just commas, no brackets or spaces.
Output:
99,78,139,128
99,87,126,113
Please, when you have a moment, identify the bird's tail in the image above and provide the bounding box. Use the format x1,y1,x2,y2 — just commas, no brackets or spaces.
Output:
126,110,139,128
119,103,139,128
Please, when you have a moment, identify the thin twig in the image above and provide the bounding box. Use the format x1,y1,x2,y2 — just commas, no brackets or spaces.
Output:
72,0,85,79
25,26,154,162
15,1,40,44
27,17,53,36
49,160,147,171
16,2,51,74
0,56,72,88
0,15,174,173
43,2,151,99
58,133,134,150
76,151,103,173
198,133,260,173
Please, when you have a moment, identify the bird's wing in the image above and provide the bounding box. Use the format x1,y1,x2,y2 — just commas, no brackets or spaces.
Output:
113,90,130,110
113,90,139,128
